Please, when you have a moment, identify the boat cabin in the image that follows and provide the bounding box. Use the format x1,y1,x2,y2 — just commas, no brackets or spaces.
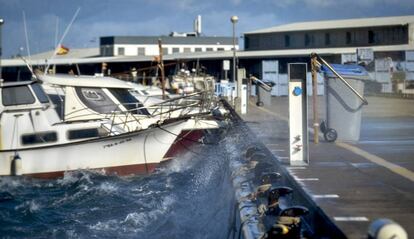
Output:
0,80,114,150
40,74,156,132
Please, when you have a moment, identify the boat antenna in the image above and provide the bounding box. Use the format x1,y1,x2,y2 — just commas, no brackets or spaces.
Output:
22,11,33,75
44,7,80,75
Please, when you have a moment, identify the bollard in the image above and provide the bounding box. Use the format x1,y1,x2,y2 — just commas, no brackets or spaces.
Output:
267,206,309,239
245,146,261,159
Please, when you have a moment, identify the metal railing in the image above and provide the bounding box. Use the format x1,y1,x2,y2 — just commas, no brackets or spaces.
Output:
312,53,368,105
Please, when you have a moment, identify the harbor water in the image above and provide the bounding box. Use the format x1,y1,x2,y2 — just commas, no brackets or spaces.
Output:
0,123,251,239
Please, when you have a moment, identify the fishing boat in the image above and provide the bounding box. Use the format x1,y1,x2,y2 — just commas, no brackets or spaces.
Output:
0,80,204,178
170,68,216,95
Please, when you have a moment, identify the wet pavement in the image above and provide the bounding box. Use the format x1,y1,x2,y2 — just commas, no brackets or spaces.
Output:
241,96,414,238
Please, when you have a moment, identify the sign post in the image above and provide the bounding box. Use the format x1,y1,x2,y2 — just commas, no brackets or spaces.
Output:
288,63,309,165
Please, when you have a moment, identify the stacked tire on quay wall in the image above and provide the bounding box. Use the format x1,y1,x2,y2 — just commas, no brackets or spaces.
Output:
222,100,346,239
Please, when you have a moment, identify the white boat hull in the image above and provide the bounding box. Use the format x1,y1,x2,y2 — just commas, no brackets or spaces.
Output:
0,120,187,178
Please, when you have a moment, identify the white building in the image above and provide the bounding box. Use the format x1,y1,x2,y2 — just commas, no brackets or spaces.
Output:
100,35,238,56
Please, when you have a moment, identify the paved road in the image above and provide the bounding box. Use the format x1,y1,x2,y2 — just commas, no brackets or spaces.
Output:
241,96,414,238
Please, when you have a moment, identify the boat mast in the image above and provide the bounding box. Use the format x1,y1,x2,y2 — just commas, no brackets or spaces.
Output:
158,39,166,100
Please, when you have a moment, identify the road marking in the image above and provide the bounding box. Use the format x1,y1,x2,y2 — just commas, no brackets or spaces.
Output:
337,142,414,182
278,156,289,159
312,194,339,199
271,149,285,152
287,166,307,170
294,177,319,181
334,217,369,222
358,140,414,145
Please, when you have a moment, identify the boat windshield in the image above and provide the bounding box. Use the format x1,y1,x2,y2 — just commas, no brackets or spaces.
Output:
31,83,50,104
2,85,36,106
75,87,120,114
108,88,150,115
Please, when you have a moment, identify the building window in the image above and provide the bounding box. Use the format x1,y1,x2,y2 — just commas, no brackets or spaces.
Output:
368,30,375,44
284,35,290,47
137,47,145,56
325,33,331,45
195,47,202,52
21,132,57,145
304,34,311,46
172,47,180,53
183,48,191,53
217,48,225,51
162,47,168,55
346,32,352,44
118,47,125,56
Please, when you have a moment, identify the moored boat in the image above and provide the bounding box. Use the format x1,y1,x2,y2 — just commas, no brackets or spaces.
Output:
0,80,195,178
40,73,228,158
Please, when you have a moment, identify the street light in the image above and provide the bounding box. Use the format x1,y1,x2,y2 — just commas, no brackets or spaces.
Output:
230,15,238,84
0,18,3,80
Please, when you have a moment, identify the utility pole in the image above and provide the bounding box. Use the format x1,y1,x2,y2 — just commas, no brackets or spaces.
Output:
311,53,319,144
158,39,166,100
231,16,238,85
0,18,4,80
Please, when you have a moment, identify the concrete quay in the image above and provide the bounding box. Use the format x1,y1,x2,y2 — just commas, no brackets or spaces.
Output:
240,96,414,238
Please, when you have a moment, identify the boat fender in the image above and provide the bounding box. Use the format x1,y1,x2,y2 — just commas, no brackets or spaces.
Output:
11,154,22,176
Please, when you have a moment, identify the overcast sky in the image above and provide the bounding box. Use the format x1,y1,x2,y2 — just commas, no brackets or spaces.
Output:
1,0,413,57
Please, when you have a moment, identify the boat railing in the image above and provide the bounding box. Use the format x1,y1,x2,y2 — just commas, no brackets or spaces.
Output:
61,90,219,134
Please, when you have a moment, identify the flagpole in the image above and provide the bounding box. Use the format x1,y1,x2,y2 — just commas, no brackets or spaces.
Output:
44,7,80,74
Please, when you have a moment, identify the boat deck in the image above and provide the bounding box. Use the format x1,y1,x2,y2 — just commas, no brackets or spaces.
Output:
241,96,414,238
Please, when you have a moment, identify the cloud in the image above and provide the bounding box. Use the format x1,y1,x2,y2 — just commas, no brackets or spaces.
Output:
1,0,413,57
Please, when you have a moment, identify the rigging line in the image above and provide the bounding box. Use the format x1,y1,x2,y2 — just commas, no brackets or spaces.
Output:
54,16,59,48
156,124,217,146
45,7,81,74
175,133,211,157
22,11,32,72
155,123,213,156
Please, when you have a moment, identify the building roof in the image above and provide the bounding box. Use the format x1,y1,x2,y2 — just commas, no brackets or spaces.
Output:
100,36,236,45
245,15,414,34
3,44,414,67
25,47,100,60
